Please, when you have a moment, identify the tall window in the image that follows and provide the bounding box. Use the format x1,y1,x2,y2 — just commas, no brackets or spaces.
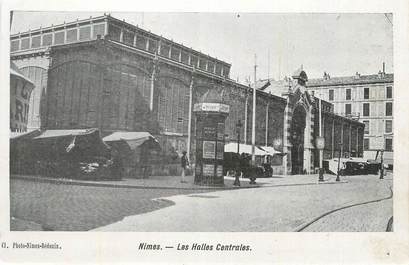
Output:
122,30,134,46
42,34,52,46
363,103,370,116
345,104,351,115
364,87,369,99
385,120,393,133
93,24,105,39
329,89,334,101
31,36,41,48
79,26,91,41
66,29,78,43
364,138,370,150
386,86,393,99
54,32,65,44
385,102,393,116
21,38,30,50
385,139,393,151
346,88,351,100
363,120,369,134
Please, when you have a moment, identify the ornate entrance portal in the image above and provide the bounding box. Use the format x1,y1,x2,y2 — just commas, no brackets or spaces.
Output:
282,68,315,175
290,105,306,174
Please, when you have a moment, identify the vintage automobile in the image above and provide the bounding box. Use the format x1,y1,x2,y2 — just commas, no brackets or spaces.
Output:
223,152,273,179
324,157,380,175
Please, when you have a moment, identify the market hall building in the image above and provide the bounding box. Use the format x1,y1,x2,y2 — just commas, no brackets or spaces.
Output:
10,14,364,175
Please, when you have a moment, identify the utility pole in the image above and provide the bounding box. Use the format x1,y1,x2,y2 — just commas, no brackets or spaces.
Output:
251,54,257,163
267,49,270,80
318,90,324,181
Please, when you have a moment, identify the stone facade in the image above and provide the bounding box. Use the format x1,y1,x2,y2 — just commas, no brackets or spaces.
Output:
10,15,365,175
307,70,393,165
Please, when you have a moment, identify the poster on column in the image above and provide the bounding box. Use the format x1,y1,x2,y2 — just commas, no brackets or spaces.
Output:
203,140,216,159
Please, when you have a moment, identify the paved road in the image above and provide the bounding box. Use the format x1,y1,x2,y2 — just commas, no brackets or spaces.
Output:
10,179,208,231
94,175,393,232
302,198,392,232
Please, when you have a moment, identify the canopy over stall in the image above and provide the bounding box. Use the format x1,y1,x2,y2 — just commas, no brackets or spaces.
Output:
102,132,161,178
33,128,111,161
102,132,160,151
224,143,268,156
10,129,41,140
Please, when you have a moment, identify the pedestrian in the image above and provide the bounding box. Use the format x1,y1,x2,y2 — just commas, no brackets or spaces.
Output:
140,149,150,179
181,151,189,183
111,149,123,180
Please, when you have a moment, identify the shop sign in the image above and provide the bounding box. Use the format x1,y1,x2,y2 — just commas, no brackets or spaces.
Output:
193,103,230,114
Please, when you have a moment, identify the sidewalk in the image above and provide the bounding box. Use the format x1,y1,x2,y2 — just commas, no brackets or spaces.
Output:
11,173,350,190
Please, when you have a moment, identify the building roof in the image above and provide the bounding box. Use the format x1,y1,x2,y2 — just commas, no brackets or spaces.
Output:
254,78,292,97
307,73,394,87
10,14,231,69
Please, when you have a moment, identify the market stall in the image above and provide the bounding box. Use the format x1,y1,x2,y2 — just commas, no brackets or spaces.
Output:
31,128,112,180
103,132,161,178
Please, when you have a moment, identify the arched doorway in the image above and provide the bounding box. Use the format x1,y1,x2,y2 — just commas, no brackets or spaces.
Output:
290,105,306,174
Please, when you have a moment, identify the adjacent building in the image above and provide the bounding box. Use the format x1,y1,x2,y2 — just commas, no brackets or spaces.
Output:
306,67,393,166
10,14,365,175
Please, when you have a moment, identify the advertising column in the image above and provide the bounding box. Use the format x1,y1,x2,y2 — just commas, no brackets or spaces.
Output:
193,103,229,186
10,65,35,132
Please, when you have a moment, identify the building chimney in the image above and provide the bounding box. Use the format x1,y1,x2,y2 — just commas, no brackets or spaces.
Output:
383,62,386,73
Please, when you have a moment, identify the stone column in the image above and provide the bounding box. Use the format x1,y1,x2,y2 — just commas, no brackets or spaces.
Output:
149,54,158,111
332,118,335,158
187,71,195,160
282,94,292,175
303,105,312,174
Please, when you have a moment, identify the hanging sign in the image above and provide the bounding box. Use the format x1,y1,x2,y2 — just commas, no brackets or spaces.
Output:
316,137,325,150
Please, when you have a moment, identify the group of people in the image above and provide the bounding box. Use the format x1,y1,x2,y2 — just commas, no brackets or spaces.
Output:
110,148,190,182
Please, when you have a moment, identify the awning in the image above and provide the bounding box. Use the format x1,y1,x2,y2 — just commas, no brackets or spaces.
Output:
32,128,111,158
259,146,280,156
103,132,160,151
224,143,268,156
10,61,34,85
10,129,41,140
33,128,97,139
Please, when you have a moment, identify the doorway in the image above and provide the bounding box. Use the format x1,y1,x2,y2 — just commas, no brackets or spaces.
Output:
290,105,306,174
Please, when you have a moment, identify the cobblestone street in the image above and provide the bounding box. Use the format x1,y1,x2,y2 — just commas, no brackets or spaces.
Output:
94,174,393,232
10,174,393,232
10,179,208,231
302,197,392,232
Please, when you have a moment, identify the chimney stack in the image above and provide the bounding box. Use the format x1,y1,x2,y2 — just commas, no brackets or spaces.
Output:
383,62,386,73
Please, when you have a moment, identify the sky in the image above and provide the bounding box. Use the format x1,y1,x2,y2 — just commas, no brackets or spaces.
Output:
11,11,393,83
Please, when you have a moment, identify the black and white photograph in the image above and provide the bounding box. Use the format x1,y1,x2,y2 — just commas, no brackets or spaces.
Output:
2,1,409,263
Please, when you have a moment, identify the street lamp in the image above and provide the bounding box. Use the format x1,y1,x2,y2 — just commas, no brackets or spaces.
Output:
379,135,386,180
234,120,242,186
336,141,343,182
316,136,325,181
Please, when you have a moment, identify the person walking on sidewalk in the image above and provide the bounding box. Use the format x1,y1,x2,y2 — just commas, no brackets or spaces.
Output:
181,151,189,183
